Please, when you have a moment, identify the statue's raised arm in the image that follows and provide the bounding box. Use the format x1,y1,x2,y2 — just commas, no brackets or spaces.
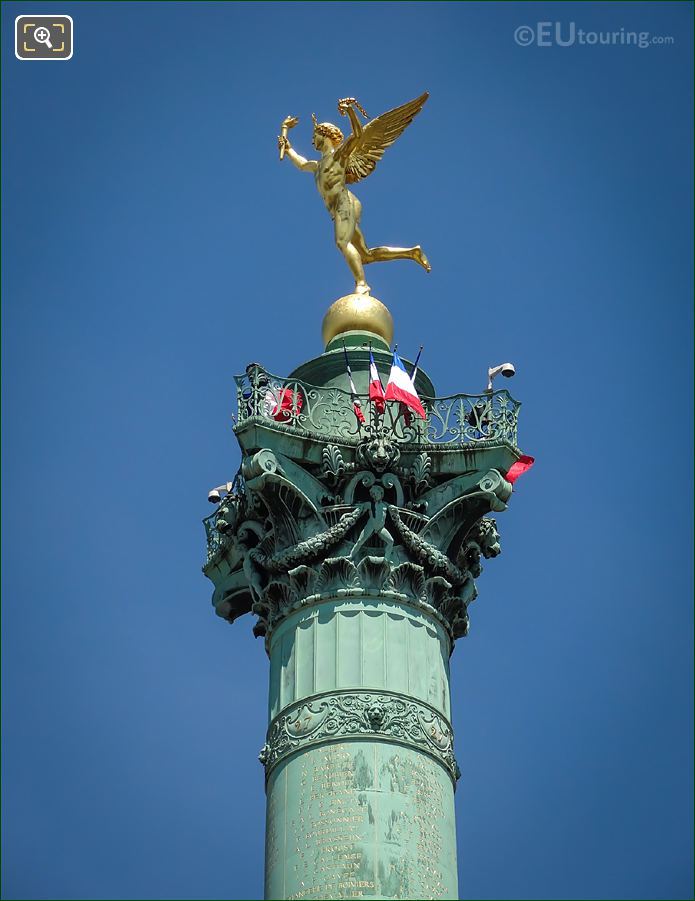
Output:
336,92,429,184
277,115,317,173
278,93,431,296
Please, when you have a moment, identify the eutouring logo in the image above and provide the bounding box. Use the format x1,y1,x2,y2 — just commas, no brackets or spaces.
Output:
514,22,674,49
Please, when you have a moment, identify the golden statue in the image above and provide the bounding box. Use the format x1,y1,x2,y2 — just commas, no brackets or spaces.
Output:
278,93,431,296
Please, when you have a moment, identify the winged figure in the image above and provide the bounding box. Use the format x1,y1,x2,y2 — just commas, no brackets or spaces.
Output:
278,93,431,295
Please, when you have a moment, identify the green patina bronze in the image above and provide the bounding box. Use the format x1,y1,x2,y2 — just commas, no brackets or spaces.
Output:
203,340,525,900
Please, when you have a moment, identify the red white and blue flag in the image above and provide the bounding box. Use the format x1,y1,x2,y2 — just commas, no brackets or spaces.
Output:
369,350,386,414
385,350,426,419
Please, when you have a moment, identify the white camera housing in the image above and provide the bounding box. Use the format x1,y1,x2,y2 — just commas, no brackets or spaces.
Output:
486,362,516,392
208,482,233,504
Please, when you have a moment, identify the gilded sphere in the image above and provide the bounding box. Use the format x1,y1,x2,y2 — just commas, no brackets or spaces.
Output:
321,294,394,348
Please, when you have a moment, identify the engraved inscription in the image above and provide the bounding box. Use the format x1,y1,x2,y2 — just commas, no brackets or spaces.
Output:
287,745,371,899
265,742,457,901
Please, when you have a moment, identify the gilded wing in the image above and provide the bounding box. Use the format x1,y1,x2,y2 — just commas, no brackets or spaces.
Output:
336,92,429,184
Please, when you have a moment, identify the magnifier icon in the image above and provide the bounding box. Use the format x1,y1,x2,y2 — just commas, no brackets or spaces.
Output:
33,26,53,49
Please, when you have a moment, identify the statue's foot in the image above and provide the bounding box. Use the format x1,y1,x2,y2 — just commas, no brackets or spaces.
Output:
355,281,371,295
414,246,431,273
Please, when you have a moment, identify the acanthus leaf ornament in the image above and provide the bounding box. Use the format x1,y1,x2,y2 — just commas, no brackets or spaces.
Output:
204,435,510,642
409,451,432,499
321,444,346,490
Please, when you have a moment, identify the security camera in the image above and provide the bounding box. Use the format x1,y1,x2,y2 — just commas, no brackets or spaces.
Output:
208,482,233,504
486,362,516,393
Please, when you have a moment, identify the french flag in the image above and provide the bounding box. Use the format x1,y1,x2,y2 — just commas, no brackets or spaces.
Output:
385,350,426,419
506,454,535,484
369,350,385,414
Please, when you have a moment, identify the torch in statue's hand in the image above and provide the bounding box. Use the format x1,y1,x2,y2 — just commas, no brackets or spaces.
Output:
278,116,299,159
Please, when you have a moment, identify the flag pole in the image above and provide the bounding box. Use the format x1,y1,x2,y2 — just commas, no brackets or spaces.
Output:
407,345,424,434
410,345,423,379
369,341,387,430
386,344,399,432
368,341,375,430
343,340,364,432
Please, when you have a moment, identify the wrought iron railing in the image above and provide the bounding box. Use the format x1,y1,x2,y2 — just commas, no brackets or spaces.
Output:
203,510,232,564
234,366,520,446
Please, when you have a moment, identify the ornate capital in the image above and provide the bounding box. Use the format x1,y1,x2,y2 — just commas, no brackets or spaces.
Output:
203,430,513,645
260,690,459,785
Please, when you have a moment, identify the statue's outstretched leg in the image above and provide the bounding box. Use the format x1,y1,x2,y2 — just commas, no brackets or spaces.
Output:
354,226,431,273
378,527,394,562
350,525,372,560
335,207,370,294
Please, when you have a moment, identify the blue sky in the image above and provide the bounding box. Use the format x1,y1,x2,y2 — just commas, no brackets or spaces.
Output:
2,2,693,899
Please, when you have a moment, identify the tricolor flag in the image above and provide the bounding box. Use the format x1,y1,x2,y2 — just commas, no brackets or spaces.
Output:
400,346,423,427
369,350,386,414
343,344,366,424
506,454,535,484
385,350,426,419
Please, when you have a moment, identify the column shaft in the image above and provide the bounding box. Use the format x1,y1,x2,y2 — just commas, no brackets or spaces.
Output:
263,599,459,901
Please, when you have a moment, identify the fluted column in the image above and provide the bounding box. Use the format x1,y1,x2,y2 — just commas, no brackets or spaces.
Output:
262,597,457,900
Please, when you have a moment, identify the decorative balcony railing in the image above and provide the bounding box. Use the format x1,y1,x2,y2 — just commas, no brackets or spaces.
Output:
234,366,520,447
203,510,232,564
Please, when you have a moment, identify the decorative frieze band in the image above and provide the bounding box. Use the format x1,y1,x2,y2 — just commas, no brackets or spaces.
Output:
259,689,460,784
